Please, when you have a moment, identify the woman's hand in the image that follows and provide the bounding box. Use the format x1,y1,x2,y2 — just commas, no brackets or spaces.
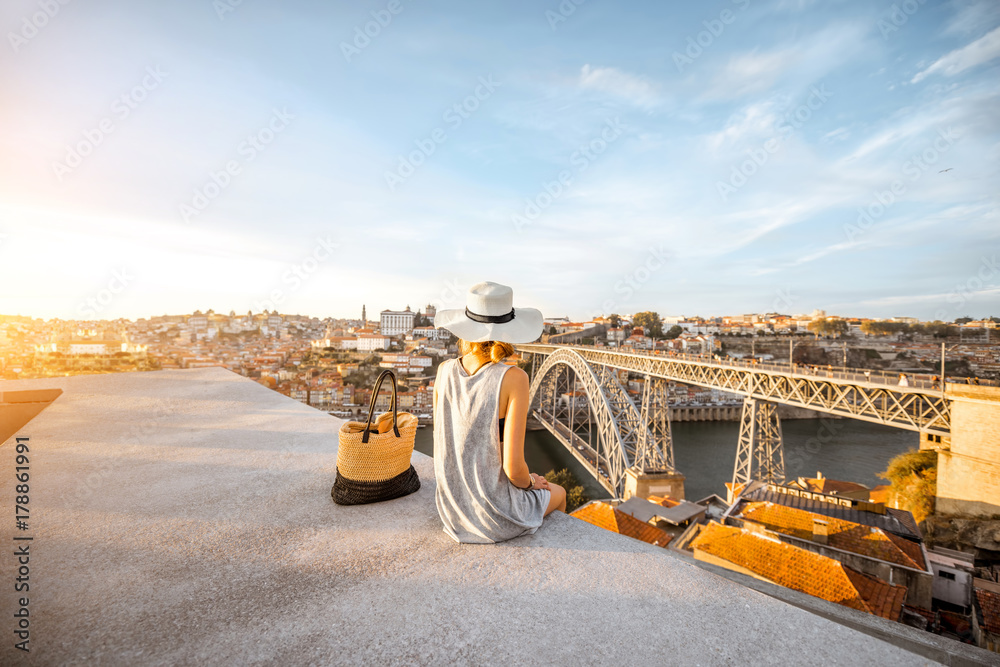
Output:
532,474,550,490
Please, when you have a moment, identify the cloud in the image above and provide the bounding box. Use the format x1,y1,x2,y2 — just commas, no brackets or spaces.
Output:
578,64,661,107
705,49,794,99
912,25,1000,83
944,0,1000,36
704,101,779,152
821,126,851,143
847,286,1000,308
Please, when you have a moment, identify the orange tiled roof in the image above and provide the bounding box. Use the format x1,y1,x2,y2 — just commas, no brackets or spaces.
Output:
797,477,869,496
976,588,1000,634
738,502,926,571
571,502,672,548
690,522,906,620
869,485,891,505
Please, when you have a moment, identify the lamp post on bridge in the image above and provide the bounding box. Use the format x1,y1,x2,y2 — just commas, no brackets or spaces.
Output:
940,342,960,396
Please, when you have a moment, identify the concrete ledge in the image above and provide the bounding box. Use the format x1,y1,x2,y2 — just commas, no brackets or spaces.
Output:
0,368,950,665
0,388,62,443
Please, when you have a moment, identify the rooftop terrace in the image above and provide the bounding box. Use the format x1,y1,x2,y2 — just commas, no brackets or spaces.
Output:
0,368,993,665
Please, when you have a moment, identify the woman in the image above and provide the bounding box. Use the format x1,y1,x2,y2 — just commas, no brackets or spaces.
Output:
432,281,567,544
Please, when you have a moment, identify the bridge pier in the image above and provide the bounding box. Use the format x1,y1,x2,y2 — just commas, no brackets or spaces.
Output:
732,397,785,495
638,376,675,471
624,467,686,501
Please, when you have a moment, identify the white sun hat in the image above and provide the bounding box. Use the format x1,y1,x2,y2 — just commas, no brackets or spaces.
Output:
434,281,543,344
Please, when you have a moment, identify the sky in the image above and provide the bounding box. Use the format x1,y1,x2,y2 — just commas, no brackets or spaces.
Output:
1,0,998,323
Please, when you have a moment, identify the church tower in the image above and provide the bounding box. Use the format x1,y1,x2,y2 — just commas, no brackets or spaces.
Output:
361,304,366,324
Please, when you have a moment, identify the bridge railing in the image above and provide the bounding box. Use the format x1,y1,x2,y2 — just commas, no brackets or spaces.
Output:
537,343,996,390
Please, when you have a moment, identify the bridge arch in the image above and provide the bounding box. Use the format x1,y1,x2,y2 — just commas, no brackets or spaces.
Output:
526,349,673,496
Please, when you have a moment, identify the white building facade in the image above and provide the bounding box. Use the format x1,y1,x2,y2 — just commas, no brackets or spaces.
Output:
357,334,391,351
380,308,415,336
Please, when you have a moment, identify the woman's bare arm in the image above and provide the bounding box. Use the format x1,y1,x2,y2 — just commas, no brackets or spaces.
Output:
501,366,533,488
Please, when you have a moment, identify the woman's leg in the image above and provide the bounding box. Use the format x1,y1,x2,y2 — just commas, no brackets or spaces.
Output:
544,482,567,516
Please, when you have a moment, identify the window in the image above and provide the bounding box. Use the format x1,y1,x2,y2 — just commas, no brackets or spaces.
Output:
938,570,956,581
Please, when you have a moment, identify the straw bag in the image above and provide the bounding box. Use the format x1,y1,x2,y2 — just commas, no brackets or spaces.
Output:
332,369,420,505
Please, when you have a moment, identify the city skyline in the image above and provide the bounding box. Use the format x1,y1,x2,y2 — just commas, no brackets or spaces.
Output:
2,301,997,325
1,1,998,322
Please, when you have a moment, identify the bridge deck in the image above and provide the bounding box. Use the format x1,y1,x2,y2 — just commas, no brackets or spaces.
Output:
533,408,616,495
518,344,952,435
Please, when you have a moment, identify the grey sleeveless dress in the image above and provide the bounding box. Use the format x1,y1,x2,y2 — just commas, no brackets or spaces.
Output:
433,357,550,544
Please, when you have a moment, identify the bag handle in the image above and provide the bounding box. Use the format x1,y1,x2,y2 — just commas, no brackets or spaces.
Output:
362,369,400,443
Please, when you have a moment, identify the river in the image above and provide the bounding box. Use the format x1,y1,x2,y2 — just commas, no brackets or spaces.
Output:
414,417,918,501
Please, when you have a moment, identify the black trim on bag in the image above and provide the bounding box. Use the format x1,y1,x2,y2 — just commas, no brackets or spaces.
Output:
331,465,420,506
465,307,515,324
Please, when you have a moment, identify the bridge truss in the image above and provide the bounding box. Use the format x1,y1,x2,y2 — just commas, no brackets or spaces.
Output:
519,343,954,498
519,344,951,436
733,398,785,487
527,349,676,496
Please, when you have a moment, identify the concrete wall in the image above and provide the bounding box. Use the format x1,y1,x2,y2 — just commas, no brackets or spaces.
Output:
937,385,1000,518
930,564,973,608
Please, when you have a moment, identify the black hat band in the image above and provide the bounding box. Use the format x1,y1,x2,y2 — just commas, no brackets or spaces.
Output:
465,307,516,324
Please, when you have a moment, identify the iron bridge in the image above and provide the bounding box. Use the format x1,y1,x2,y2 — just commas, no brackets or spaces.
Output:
516,343,951,498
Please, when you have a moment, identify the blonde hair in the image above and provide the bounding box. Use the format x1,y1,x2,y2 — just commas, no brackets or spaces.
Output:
459,339,515,365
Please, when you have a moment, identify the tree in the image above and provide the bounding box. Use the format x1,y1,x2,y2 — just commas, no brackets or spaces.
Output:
665,325,683,339
608,314,621,329
861,320,909,337
808,318,848,338
878,449,936,524
918,321,957,338
544,469,590,513
632,311,663,339
547,325,558,335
